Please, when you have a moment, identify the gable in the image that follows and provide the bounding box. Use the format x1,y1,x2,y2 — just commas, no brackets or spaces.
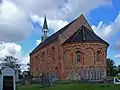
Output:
63,25,109,46
59,14,93,44
30,14,94,55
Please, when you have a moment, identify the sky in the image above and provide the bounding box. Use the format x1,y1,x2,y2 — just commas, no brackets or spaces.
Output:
0,0,120,70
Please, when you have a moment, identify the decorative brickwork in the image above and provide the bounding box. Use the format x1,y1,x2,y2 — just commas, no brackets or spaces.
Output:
30,14,109,81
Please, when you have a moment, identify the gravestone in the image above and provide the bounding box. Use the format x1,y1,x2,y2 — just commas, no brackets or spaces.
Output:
118,73,120,76
0,67,15,90
114,77,120,84
15,70,19,83
22,71,29,84
40,72,56,87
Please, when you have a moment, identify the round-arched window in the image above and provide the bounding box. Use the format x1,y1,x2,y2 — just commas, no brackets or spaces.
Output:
76,51,81,63
97,50,102,61
52,47,55,61
42,51,45,61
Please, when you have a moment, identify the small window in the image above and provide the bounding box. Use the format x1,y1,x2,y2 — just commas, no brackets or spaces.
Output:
42,52,45,61
52,47,55,60
76,51,81,62
36,56,38,59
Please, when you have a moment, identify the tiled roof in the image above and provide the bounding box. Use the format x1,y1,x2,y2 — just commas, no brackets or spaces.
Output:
63,25,109,46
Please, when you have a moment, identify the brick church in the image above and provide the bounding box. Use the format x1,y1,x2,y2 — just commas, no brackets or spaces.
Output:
30,14,109,80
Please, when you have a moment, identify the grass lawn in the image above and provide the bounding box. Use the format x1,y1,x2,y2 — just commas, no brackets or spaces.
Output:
17,83,120,90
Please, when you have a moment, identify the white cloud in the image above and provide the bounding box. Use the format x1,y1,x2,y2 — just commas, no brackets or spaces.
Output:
115,40,120,49
31,15,68,32
92,12,120,40
0,0,111,42
0,42,29,71
0,0,31,42
10,0,111,20
92,12,120,60
115,54,120,58
36,40,41,46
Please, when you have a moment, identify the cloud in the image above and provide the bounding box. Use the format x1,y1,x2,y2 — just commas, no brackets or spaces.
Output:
115,54,120,58
92,12,120,41
10,0,111,20
36,40,42,46
92,12,120,60
115,40,120,49
0,42,29,71
0,0,32,42
30,15,68,32
0,0,111,42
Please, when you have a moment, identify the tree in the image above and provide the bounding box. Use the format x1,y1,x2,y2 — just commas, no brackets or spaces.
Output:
107,58,118,76
27,63,30,71
118,65,120,73
0,56,21,73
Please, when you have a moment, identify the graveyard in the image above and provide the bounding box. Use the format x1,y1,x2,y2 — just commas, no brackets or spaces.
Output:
0,64,120,90
17,83,120,90
1,65,120,90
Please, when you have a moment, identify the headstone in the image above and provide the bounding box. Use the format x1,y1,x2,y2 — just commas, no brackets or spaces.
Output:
0,71,2,90
15,71,19,83
22,71,29,84
118,73,120,76
114,77,120,84
40,72,56,88
0,67,15,90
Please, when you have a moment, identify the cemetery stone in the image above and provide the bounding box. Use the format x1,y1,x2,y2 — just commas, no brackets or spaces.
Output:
0,67,15,90
40,72,56,88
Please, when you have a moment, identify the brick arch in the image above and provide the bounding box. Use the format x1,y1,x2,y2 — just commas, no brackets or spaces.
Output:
51,46,55,62
97,48,105,64
97,48,105,55
72,48,83,64
84,47,95,65
63,50,72,66
72,48,83,53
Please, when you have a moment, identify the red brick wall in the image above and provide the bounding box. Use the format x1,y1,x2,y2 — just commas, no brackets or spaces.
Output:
30,39,61,77
61,43,108,79
30,40,108,80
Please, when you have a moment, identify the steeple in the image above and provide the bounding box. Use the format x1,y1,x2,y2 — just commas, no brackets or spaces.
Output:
41,15,48,42
43,15,48,30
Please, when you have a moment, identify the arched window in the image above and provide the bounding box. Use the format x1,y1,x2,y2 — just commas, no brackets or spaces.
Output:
76,51,81,63
42,51,45,61
52,47,55,60
36,56,38,59
97,50,102,61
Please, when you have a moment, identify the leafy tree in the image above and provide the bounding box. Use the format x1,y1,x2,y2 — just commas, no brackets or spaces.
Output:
107,58,118,76
0,56,21,73
27,63,30,71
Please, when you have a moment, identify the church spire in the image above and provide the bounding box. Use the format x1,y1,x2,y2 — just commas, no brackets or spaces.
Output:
43,15,48,30
41,15,49,42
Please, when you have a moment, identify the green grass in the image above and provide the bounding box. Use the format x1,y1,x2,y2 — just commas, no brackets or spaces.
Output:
110,76,120,79
17,83,120,90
